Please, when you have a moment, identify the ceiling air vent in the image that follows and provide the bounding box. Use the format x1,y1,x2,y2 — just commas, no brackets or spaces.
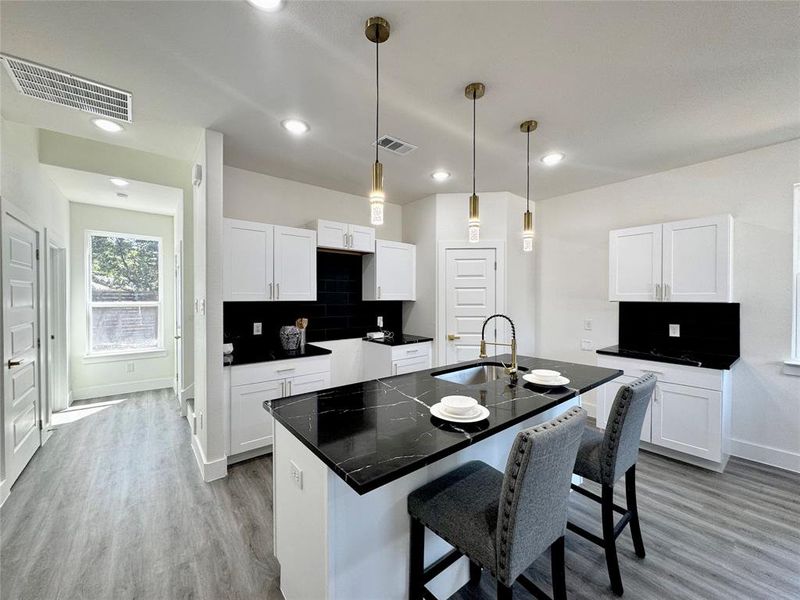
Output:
374,135,417,156
1,54,132,122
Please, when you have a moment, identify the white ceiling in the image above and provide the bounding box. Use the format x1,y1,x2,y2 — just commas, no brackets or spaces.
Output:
43,165,182,216
2,1,798,204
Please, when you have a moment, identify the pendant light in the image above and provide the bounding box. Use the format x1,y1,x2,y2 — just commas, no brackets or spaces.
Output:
365,17,390,225
520,120,538,252
465,82,485,243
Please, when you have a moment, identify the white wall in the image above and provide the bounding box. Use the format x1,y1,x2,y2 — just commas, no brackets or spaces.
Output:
223,166,403,241
68,203,175,399
534,139,800,471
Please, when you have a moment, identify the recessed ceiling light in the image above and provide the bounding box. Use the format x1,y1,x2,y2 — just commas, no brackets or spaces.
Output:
92,118,124,133
109,178,129,187
281,119,309,135
431,170,451,182
247,0,283,12
541,152,565,166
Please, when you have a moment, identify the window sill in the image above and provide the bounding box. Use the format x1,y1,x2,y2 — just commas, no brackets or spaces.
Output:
783,359,800,377
83,349,167,363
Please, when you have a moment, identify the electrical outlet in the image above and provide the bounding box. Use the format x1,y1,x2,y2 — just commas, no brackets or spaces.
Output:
289,460,303,490
669,324,680,337
581,339,594,351
377,316,383,328
253,322,262,335
583,319,593,331
126,361,135,373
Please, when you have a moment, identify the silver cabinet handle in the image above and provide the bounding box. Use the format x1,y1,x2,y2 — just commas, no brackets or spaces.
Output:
406,349,419,354
655,283,661,301
276,367,295,373
642,369,663,375
377,285,381,299
343,233,348,248
288,380,292,395
269,282,273,300
276,283,280,299
349,234,354,248
664,284,671,301
281,381,285,397
393,363,398,375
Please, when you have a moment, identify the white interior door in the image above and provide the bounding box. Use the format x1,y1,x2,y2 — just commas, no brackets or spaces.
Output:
3,207,41,487
444,248,496,365
662,215,732,302
608,224,662,301
46,236,68,415
274,226,316,301
223,218,273,301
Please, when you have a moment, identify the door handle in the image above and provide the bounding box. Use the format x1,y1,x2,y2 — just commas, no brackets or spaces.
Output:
447,334,461,341
7,359,23,369
174,335,182,340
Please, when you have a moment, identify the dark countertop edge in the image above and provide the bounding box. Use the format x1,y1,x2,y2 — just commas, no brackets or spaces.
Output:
268,367,621,496
362,334,434,346
223,344,332,367
595,345,739,370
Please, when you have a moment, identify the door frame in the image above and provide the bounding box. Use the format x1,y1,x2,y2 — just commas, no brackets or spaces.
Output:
44,228,69,426
436,240,506,367
0,196,45,503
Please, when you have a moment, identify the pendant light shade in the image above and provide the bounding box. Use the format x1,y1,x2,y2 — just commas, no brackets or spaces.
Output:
520,120,538,252
465,83,485,243
366,17,390,225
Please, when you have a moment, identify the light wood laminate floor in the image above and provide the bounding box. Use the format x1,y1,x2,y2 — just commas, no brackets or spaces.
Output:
1,389,798,599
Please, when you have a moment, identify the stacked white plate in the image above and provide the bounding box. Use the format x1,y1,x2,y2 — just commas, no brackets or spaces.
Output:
430,395,489,423
522,369,570,388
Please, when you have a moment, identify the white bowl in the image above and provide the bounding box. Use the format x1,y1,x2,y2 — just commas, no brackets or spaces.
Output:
440,395,478,416
531,369,561,382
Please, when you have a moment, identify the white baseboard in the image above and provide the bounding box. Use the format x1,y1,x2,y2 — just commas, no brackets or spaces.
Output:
71,377,174,401
730,438,800,473
191,434,227,482
180,383,194,402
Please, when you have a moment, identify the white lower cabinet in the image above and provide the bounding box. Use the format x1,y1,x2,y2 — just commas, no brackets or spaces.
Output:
596,355,731,471
228,356,331,458
362,341,432,380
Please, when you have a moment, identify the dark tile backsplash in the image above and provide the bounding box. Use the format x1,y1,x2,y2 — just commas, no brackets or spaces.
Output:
619,302,739,357
224,251,402,347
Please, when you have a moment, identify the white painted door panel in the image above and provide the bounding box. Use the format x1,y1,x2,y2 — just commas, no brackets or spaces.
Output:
289,371,331,396
230,379,282,453
608,224,662,301
392,355,431,376
348,225,375,253
2,211,41,487
662,215,732,302
315,220,348,250
652,382,721,461
375,240,415,300
274,226,316,301
444,248,496,365
224,219,273,301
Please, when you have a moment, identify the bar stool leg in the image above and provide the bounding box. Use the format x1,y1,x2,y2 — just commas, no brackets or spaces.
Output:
497,581,513,600
625,466,646,559
602,485,624,596
550,536,567,600
409,517,425,600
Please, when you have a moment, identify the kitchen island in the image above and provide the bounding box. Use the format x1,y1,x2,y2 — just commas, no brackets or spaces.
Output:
266,354,620,600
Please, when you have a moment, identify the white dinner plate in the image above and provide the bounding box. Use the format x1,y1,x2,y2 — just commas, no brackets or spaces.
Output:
522,373,571,388
430,403,490,423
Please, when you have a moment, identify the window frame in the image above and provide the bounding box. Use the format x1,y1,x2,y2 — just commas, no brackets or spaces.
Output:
85,229,164,358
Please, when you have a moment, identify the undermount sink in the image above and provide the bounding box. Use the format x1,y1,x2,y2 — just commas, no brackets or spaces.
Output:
432,362,528,385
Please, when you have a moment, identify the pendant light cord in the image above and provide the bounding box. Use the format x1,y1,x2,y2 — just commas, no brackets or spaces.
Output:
375,29,379,164
526,129,530,212
472,93,476,196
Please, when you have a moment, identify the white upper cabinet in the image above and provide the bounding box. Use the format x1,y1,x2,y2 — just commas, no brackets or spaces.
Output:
609,224,662,302
224,218,316,302
363,240,416,301
609,214,732,302
274,226,317,301
662,215,732,302
312,220,375,253
224,219,274,302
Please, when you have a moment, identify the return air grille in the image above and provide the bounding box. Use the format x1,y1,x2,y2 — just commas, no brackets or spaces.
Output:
374,135,417,156
1,54,132,122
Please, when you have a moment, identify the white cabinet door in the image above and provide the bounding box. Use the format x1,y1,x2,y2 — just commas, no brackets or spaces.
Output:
392,355,431,375
230,379,282,454
224,219,273,302
608,224,662,301
288,371,331,396
651,382,721,461
274,226,317,301
374,240,416,300
596,375,651,442
349,225,375,253
316,220,348,250
662,215,732,302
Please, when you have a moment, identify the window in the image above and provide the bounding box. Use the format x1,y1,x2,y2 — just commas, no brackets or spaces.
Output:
87,231,163,356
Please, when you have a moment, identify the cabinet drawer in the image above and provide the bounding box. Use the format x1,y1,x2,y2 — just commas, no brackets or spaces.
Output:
391,342,431,361
231,356,331,387
596,355,723,391
393,355,431,375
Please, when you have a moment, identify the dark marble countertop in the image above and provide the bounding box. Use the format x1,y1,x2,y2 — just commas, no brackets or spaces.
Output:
596,345,739,370
362,333,434,347
265,354,621,495
223,342,331,367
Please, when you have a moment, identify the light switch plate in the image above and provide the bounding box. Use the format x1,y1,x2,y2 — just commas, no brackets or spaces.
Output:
377,316,384,327
289,460,303,490
581,339,593,351
583,319,593,331
253,322,262,335
669,324,680,337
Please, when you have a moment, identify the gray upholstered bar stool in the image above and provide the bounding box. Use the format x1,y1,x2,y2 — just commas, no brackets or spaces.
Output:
407,407,587,600
568,373,656,596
